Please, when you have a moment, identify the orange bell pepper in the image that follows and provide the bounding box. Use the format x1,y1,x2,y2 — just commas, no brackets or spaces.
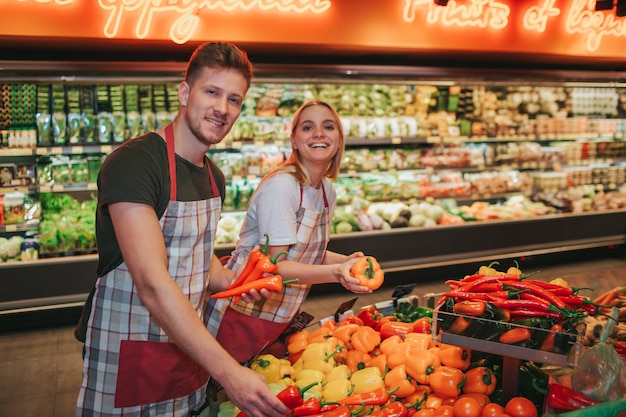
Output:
437,344,471,371
310,326,333,341
287,330,310,356
322,319,338,331
369,354,388,375
384,364,416,398
385,341,412,369
351,325,381,354
405,347,440,385
462,366,497,395
332,323,361,349
350,256,384,290
404,333,431,351
379,335,403,355
428,366,465,399
345,350,372,374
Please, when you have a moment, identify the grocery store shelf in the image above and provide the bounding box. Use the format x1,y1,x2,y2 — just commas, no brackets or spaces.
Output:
2,210,625,313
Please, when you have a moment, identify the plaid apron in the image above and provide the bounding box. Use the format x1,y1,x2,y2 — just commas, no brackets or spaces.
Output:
204,184,330,362
77,124,220,416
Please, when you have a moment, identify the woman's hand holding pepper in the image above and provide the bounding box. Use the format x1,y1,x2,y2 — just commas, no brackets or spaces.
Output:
219,364,290,417
337,257,373,294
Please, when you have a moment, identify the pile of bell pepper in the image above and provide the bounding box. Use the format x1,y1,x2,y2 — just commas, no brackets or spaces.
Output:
225,302,544,417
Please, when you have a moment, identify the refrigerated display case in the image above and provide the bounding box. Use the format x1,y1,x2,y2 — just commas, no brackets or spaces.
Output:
1,61,626,314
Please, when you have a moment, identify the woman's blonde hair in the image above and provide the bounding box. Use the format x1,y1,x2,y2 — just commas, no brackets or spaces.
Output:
271,99,344,186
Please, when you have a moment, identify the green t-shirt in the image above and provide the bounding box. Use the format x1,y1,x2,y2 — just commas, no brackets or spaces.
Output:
95,132,226,277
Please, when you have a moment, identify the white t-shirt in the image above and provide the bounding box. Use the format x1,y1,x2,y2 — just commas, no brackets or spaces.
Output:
232,172,336,258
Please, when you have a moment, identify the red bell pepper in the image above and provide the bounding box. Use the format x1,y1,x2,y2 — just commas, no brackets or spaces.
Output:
236,382,317,416
378,321,413,340
546,383,598,411
358,306,383,329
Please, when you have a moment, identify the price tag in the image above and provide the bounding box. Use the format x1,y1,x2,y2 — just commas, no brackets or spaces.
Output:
52,184,65,191
392,284,416,300
88,183,98,190
101,145,113,153
334,297,358,322
391,137,402,145
278,311,315,343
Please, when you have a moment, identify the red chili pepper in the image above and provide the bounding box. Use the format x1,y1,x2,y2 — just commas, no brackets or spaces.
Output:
546,383,598,411
499,327,532,344
210,276,298,299
503,280,567,309
510,309,562,319
368,401,408,417
489,298,549,311
227,233,271,290
339,387,390,406
539,324,563,352
301,406,351,417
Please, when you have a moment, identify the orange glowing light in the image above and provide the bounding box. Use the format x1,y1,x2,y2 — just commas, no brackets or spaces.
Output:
403,0,511,30
97,0,332,44
564,0,626,52
523,0,560,33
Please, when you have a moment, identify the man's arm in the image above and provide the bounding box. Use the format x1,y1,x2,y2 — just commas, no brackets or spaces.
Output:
109,201,288,417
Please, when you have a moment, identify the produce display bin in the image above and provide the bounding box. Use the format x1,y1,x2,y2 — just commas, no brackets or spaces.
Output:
433,305,585,403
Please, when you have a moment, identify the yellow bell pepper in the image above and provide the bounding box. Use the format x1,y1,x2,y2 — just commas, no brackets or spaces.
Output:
301,342,335,373
323,378,353,402
350,366,385,394
250,354,281,383
295,368,325,390
326,364,351,382
280,377,295,387
279,358,296,380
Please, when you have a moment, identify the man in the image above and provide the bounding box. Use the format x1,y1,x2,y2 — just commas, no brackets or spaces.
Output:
76,42,289,417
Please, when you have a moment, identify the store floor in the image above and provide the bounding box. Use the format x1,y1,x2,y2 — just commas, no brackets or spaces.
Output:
1,249,625,417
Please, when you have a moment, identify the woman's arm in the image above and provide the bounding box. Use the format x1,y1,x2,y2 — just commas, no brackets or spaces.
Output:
266,246,371,293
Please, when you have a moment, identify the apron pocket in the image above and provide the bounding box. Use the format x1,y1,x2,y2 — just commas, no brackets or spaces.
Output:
115,340,208,408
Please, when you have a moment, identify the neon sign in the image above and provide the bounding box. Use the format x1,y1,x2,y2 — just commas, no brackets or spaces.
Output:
4,0,625,56
523,0,560,33
565,0,626,52
403,0,511,30
98,0,332,44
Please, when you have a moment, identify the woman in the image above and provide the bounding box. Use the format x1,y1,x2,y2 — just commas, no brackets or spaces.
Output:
204,99,374,362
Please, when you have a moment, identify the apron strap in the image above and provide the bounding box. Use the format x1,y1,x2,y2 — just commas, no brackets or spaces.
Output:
165,124,220,200
299,183,329,207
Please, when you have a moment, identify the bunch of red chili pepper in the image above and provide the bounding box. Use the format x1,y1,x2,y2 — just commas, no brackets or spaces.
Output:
440,268,607,321
436,264,611,351
210,233,294,303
